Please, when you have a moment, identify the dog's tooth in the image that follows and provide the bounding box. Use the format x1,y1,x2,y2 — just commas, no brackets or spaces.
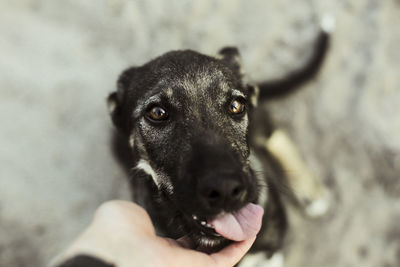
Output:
206,223,213,228
200,231,205,236
200,221,206,225
192,215,198,220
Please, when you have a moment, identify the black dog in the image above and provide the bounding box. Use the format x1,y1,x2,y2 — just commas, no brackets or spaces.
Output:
108,18,333,265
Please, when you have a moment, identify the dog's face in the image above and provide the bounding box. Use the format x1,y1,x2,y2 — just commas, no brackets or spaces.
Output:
108,49,261,249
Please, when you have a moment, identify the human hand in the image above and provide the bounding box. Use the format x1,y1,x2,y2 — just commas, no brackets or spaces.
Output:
52,200,259,267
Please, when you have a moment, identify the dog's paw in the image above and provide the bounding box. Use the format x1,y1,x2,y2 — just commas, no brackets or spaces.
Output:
304,190,331,218
239,252,283,267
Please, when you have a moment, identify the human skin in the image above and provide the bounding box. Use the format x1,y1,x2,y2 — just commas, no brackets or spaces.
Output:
52,200,258,267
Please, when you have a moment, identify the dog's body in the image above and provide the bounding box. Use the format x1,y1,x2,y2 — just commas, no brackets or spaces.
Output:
108,18,333,266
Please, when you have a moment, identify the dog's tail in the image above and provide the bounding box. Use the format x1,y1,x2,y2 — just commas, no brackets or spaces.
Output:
258,15,335,99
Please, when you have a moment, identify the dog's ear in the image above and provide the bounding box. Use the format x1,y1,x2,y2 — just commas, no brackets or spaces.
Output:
218,47,259,108
107,91,124,129
107,67,137,134
247,84,260,108
217,46,242,76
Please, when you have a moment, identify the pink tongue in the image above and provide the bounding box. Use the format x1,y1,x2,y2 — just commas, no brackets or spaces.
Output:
208,203,264,241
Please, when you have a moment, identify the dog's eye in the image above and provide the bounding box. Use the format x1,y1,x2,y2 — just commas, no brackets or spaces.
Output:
229,98,246,115
147,106,168,122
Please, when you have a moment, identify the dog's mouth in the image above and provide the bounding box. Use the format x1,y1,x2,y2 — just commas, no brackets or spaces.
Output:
184,203,264,244
190,214,222,237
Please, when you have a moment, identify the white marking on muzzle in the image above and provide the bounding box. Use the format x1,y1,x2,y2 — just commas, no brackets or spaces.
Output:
129,134,135,148
136,159,160,186
135,159,174,194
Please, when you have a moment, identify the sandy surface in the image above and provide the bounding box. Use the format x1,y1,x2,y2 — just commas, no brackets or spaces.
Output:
1,0,399,266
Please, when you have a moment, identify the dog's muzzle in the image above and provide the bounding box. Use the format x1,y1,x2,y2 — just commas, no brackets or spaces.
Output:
171,134,263,243
197,172,247,212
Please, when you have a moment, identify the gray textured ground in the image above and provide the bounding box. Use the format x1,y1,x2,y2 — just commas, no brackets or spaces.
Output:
1,0,399,266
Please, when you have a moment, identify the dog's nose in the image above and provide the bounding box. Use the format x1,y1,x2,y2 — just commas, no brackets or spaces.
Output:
198,177,246,209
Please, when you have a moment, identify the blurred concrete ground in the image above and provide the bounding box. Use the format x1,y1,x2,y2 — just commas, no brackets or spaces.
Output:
0,0,399,266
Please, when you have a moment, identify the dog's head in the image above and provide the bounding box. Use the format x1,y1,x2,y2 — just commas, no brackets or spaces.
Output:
108,48,261,249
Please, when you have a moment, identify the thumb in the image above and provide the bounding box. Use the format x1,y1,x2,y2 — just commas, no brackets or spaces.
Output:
209,237,256,267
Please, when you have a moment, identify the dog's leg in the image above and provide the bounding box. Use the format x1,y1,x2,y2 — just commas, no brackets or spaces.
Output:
239,252,283,267
265,129,329,217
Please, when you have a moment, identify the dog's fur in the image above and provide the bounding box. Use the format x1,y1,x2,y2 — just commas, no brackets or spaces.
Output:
108,20,332,265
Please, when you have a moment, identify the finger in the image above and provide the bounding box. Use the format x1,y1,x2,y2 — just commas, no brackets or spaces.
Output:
164,237,256,267
209,237,256,267
93,200,156,236
154,237,212,267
